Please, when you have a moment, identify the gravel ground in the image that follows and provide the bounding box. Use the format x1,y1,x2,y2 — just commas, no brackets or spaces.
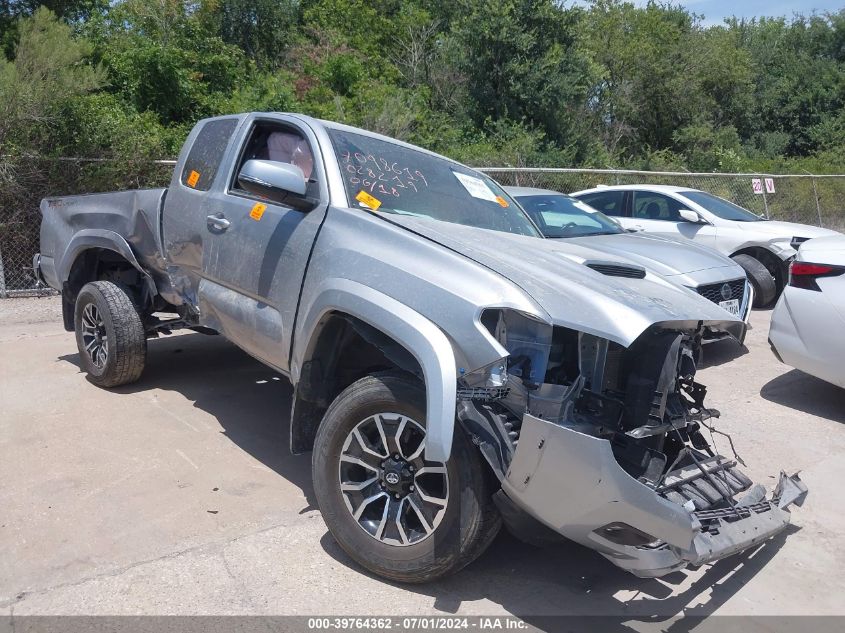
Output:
1,296,843,624
0,296,62,325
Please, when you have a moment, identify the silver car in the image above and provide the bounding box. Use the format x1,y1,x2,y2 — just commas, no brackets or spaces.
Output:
571,184,840,307
769,235,845,388
507,187,752,340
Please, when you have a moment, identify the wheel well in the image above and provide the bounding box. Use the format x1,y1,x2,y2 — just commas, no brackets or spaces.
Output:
63,248,147,330
290,312,423,453
731,246,787,289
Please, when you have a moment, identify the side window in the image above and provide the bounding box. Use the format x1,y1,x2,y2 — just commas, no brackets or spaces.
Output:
633,192,684,221
181,118,238,191
232,122,315,193
579,191,625,216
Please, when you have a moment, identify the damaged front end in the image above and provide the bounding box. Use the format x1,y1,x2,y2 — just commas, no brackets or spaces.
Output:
458,309,807,577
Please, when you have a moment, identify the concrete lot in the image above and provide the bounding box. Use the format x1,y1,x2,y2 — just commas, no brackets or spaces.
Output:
1,297,844,620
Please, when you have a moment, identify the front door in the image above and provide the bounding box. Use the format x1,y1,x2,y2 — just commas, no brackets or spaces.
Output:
198,117,329,372
629,191,717,247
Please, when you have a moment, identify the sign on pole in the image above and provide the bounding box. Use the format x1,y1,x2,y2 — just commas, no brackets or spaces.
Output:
752,178,763,194
764,177,775,193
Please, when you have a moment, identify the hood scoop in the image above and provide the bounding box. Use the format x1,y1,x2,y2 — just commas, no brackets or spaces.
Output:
586,262,647,279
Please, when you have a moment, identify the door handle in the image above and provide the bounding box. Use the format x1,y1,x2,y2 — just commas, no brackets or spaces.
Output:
207,214,230,231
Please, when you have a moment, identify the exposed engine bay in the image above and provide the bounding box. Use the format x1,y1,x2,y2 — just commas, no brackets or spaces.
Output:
457,309,807,576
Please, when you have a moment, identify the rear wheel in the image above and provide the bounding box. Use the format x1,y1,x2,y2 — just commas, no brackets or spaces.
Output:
733,254,777,308
74,281,146,387
312,374,501,583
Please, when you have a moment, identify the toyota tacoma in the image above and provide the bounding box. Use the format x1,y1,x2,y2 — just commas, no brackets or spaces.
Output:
35,113,807,582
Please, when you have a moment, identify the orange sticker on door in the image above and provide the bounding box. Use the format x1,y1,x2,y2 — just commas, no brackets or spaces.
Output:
249,202,267,221
355,190,382,210
186,170,200,188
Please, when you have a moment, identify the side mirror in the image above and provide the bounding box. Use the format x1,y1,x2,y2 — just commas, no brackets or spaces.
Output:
239,159,306,196
678,208,706,224
238,159,317,210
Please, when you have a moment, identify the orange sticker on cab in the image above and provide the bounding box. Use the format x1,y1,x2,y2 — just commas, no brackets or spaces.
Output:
249,202,267,221
355,190,382,210
495,195,509,208
186,170,200,188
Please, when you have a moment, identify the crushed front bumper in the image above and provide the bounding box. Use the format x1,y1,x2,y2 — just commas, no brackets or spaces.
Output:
500,414,807,577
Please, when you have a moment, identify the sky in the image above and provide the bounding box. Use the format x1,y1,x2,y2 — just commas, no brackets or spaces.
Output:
572,1,843,25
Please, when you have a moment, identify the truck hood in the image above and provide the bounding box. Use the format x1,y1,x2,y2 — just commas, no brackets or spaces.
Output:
388,215,743,347
557,232,740,279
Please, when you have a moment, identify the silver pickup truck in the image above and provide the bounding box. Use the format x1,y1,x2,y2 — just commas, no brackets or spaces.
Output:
35,112,806,583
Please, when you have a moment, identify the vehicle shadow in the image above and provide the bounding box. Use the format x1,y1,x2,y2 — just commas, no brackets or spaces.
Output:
60,332,796,626
698,337,748,368
319,524,797,628
761,369,845,424
59,331,317,511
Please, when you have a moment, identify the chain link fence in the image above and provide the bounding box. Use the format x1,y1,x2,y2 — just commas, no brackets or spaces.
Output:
1,162,844,297
0,157,174,297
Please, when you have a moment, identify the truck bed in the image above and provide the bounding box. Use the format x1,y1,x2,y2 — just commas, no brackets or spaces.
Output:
38,188,174,300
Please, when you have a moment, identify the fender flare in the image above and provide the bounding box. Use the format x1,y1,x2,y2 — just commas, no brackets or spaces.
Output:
730,241,794,262
293,278,457,462
59,229,157,298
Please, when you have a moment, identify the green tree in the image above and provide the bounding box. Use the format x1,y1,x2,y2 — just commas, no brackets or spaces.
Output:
0,6,103,153
450,0,594,153
0,6,103,240
100,0,253,123
204,0,300,68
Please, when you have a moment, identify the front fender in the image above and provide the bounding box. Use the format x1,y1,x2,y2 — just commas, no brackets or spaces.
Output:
722,232,796,262
59,229,157,297
293,278,457,462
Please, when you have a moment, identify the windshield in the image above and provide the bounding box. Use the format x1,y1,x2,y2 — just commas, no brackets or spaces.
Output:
516,194,624,238
328,129,541,237
681,190,763,222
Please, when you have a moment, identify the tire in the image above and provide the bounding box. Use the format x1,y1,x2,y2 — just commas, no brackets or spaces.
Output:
312,373,501,583
732,254,777,308
74,281,147,387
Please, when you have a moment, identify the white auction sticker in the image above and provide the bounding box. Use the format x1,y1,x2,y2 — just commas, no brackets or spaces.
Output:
453,171,498,202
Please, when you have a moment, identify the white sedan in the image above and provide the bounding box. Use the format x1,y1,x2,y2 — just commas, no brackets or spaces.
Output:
571,185,839,307
769,235,845,388
506,187,752,335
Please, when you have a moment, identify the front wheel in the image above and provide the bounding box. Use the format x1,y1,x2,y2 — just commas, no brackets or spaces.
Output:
312,374,501,583
732,254,777,308
74,281,147,387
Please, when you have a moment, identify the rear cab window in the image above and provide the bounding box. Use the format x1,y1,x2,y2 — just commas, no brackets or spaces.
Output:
577,190,626,217
180,118,239,191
